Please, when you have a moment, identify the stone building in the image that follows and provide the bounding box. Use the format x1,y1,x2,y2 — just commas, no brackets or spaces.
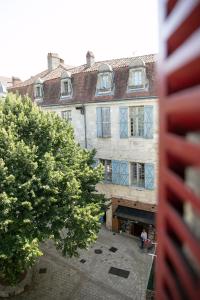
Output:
9,51,158,239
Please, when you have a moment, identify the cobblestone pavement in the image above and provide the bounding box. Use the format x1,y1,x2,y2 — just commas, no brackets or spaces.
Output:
10,226,153,300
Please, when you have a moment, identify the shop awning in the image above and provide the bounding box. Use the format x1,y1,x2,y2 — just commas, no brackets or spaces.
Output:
114,205,155,225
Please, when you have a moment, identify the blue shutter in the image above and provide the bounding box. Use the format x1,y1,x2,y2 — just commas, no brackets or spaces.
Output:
102,107,111,137
112,160,129,186
96,108,102,137
119,107,128,138
119,161,129,186
144,105,153,138
112,160,120,184
145,163,154,190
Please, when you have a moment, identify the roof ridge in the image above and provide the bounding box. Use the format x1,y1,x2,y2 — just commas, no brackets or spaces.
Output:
9,53,157,88
94,53,157,64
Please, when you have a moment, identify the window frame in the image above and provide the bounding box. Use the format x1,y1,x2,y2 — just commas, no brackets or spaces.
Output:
34,83,43,101
131,162,145,188
61,110,72,122
128,67,146,91
96,107,111,138
96,71,113,95
60,78,72,99
129,106,144,138
100,159,112,183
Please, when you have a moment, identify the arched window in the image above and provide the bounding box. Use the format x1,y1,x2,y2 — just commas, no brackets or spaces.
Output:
127,59,148,91
96,64,113,95
34,78,43,101
60,71,72,98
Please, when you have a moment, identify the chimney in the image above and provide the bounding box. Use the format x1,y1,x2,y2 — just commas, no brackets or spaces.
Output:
12,76,21,86
86,51,95,68
47,53,64,71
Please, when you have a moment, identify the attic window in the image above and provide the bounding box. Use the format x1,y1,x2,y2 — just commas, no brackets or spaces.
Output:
96,64,113,95
127,59,148,91
128,68,144,89
36,86,42,98
34,78,43,101
60,71,72,98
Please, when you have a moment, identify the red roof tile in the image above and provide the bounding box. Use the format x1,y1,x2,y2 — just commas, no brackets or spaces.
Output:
8,54,158,104
10,54,157,88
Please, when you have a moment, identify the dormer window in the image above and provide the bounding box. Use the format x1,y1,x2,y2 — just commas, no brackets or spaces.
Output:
131,69,143,86
34,78,43,101
96,64,113,95
60,71,72,98
36,86,42,97
99,73,111,90
63,81,70,95
128,59,148,91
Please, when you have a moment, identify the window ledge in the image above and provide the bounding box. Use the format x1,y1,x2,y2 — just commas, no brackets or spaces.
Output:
129,136,154,140
34,97,43,102
95,89,113,96
127,86,146,92
97,136,111,139
130,185,145,191
129,136,145,139
104,181,112,184
60,95,72,100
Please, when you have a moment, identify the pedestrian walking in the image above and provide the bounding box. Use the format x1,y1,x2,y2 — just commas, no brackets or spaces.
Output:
140,229,147,249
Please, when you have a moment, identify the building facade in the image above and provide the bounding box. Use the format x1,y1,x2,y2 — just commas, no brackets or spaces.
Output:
9,52,158,239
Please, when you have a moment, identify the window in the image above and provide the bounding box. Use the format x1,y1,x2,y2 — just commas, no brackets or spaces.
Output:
130,106,144,137
61,110,72,122
36,86,42,98
34,78,43,101
64,81,70,95
112,160,129,186
128,69,144,89
60,71,72,98
100,159,112,183
127,59,147,91
112,160,154,188
98,73,112,91
61,79,72,97
131,162,145,187
132,70,143,86
119,106,153,139
96,107,111,138
96,63,113,95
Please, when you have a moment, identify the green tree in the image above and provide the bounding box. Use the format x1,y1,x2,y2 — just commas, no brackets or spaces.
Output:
0,93,105,284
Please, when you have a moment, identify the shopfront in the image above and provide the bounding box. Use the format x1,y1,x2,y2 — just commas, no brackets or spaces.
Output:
113,205,156,240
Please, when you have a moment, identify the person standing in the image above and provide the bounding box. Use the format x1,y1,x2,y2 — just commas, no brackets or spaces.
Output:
140,229,147,249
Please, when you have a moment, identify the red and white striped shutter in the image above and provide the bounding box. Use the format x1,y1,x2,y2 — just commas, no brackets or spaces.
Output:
156,1,200,299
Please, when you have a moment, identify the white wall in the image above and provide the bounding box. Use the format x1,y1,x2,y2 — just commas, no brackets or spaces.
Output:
43,104,86,148
42,98,158,208
85,99,158,204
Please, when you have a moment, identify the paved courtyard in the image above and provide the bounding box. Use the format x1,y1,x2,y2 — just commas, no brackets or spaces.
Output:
12,226,153,300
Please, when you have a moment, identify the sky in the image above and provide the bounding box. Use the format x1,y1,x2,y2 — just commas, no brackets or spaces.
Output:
0,0,159,80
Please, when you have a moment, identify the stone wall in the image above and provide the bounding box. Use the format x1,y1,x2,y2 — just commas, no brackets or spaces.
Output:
43,98,158,230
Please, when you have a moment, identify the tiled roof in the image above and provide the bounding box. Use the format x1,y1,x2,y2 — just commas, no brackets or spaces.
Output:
8,54,157,104
11,69,49,88
10,54,157,88
11,64,73,88
68,53,157,74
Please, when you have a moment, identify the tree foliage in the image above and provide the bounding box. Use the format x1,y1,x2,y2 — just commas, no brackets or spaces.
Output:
0,93,105,284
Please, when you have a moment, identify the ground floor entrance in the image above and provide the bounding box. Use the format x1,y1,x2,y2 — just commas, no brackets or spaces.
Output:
111,198,157,241
118,218,154,239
